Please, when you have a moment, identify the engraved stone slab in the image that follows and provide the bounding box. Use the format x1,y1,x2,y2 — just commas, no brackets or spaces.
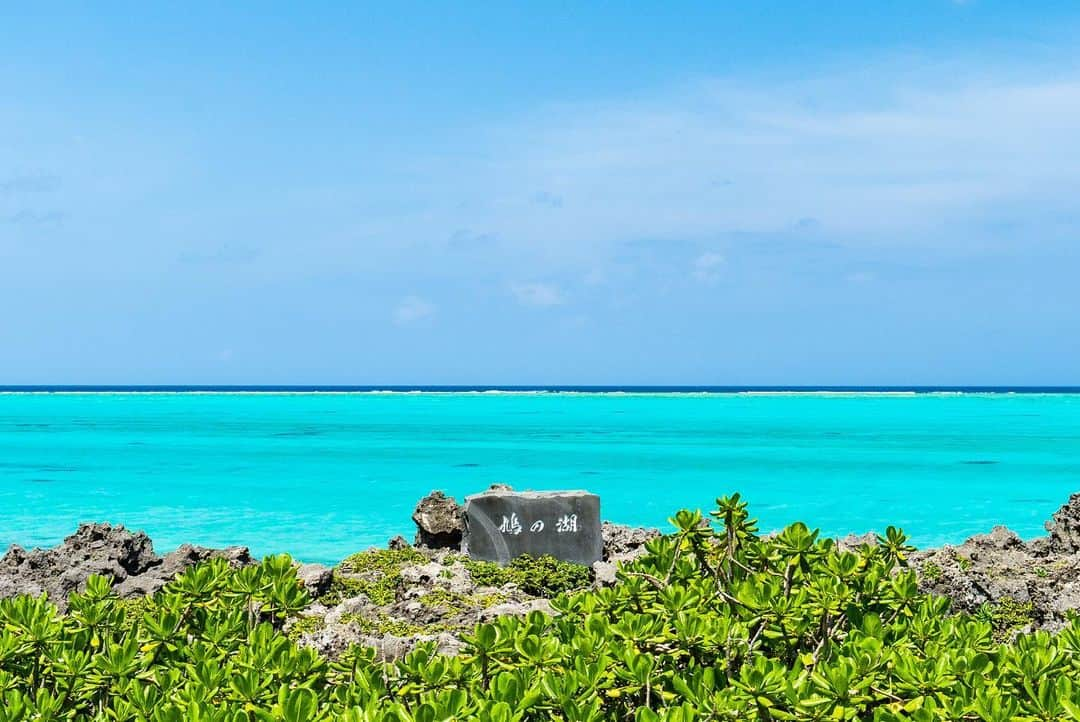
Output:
463,490,602,565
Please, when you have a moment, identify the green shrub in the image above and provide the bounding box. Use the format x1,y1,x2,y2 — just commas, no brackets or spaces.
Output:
976,596,1037,642
418,588,509,616
286,613,326,641
463,558,511,587
464,554,591,596
921,561,943,581
322,547,427,605
340,611,434,637
339,547,427,574
6,496,1080,720
508,554,592,596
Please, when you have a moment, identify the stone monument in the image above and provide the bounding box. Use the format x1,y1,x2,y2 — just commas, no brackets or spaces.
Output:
463,489,602,565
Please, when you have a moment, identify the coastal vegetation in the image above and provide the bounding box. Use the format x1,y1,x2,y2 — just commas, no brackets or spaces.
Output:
322,548,429,606
6,495,1080,720
461,554,593,598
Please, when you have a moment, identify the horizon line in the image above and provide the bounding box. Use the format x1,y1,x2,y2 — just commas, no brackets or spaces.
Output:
2,385,1080,394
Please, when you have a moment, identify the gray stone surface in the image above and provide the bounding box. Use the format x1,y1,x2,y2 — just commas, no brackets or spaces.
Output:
412,491,464,549
601,522,660,562
387,535,411,551
1046,493,1080,553
0,523,251,610
296,563,334,598
463,490,602,565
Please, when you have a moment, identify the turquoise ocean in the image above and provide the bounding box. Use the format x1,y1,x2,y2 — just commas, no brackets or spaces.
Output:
1,389,1079,564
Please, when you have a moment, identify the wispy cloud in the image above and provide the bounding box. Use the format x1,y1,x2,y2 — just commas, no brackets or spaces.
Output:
0,174,60,194
178,244,260,265
88,53,1077,292
3,210,66,224
447,229,497,250
435,60,1080,266
846,270,877,284
510,282,566,307
692,252,725,282
394,296,436,324
532,191,564,209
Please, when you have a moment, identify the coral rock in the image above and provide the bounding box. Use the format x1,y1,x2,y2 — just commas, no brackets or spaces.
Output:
412,491,464,550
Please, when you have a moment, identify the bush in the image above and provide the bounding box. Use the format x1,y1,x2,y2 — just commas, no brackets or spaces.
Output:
976,596,1037,642
462,557,511,587
6,496,1080,720
464,553,592,596
921,561,942,581
508,554,592,596
322,547,428,605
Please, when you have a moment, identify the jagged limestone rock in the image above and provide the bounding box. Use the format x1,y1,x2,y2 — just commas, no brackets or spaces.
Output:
411,491,464,549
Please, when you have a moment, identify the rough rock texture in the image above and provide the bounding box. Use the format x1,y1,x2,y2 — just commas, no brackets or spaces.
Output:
1045,493,1080,554
910,495,1080,631
293,547,555,660
0,523,251,610
601,522,660,562
412,491,464,549
836,532,879,553
296,563,334,598
116,543,251,598
592,522,660,586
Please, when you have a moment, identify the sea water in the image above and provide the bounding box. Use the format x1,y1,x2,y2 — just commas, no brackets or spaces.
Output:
1,389,1078,564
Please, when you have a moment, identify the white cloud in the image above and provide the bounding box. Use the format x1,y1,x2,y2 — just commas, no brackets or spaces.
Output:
393,296,436,324
510,282,566,307
583,268,608,286
692,252,726,282
118,51,1080,284
0,174,60,194
847,271,877,284
425,58,1080,264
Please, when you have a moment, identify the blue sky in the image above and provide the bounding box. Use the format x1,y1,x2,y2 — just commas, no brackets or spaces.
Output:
2,2,1079,385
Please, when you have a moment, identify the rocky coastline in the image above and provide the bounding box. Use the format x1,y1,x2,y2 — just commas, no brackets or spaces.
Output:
5,490,1080,657
909,493,1080,632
